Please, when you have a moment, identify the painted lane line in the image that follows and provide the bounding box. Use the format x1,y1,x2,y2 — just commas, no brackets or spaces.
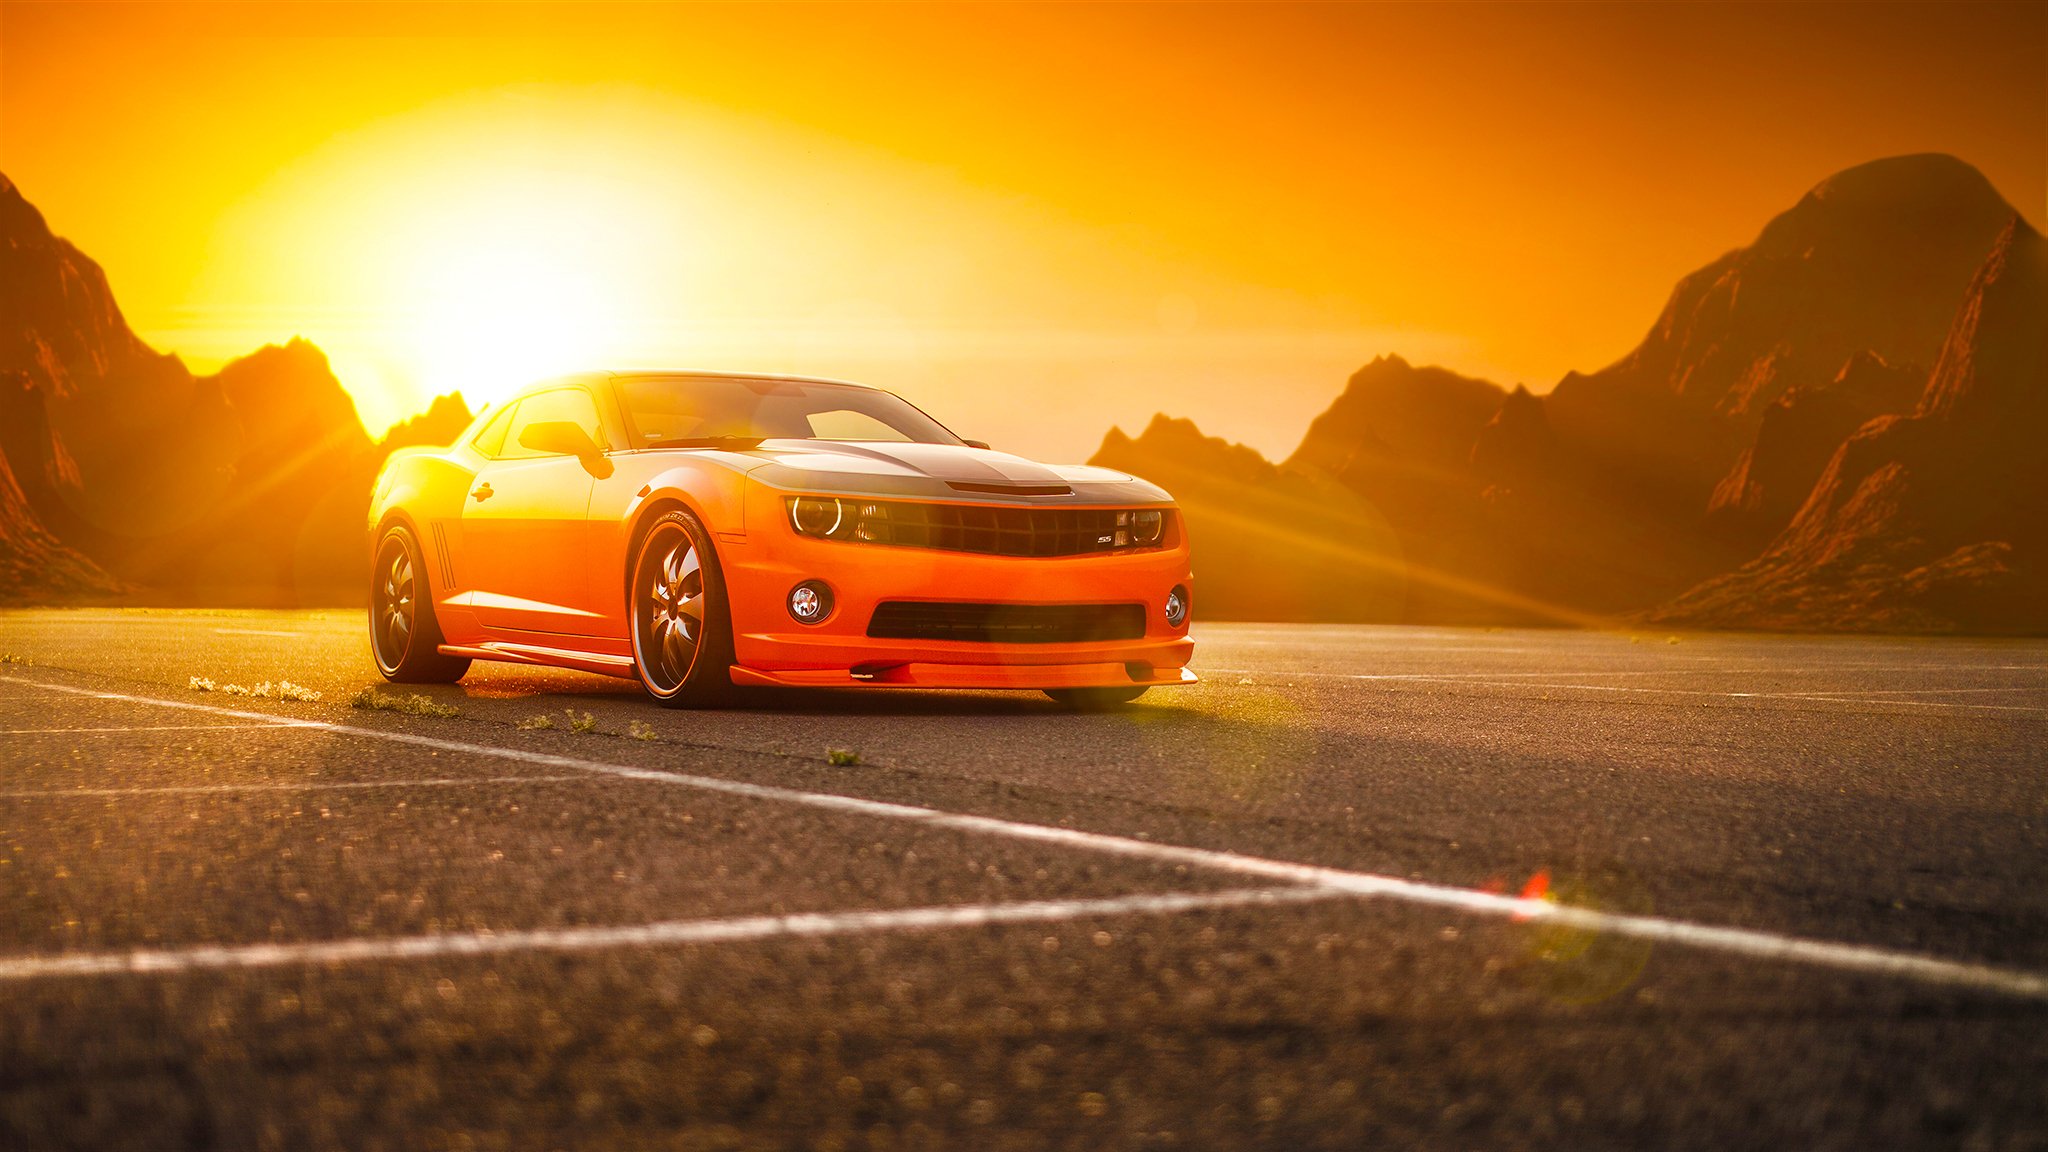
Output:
1202,668,2048,714
0,887,1336,981
0,683,330,727
5,675,2047,1000
1840,687,2048,696
1501,683,2046,712
210,628,304,638
1205,664,2048,680
1730,693,2046,712
0,774,593,800
1,724,300,735
1213,641,1545,654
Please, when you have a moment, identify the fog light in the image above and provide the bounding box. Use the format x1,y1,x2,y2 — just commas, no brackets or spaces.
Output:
788,580,834,624
1165,585,1189,628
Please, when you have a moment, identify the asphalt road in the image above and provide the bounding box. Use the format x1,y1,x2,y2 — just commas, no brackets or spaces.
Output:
0,608,2044,1151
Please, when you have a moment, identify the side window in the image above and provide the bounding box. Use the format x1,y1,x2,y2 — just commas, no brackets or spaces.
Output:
471,403,518,458
500,389,604,460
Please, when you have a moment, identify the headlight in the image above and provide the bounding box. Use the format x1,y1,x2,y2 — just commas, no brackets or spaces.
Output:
790,496,844,537
788,497,899,544
1131,509,1164,545
853,502,890,543
1112,509,1165,547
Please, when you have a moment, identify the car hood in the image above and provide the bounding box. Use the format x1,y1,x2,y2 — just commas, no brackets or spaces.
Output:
730,440,1164,503
756,441,1133,485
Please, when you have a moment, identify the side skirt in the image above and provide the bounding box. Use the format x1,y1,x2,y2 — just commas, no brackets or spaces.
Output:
438,642,639,680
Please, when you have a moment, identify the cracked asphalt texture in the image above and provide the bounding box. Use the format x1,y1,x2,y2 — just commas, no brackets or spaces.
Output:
0,608,2044,1150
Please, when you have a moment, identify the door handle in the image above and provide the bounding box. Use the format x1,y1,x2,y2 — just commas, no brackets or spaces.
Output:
471,482,493,502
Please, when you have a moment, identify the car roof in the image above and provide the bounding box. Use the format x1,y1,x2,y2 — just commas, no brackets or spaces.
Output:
484,370,883,419
600,369,877,390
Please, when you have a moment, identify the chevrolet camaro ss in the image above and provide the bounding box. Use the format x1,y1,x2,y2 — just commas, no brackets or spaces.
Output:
365,371,1195,707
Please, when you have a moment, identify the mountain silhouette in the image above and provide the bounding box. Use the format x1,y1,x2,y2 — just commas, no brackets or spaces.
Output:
1547,153,2016,500
1658,217,2048,632
377,392,476,455
1092,415,1411,621
1093,154,2039,631
0,173,470,604
0,449,120,599
1704,350,1925,553
6,154,2035,632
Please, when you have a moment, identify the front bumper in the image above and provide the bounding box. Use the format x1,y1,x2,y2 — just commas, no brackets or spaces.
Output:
716,509,1194,691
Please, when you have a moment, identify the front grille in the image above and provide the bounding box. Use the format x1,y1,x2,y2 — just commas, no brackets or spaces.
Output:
867,602,1147,644
826,502,1160,557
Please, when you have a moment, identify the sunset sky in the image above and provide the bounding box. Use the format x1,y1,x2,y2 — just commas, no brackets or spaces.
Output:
2,1,2042,462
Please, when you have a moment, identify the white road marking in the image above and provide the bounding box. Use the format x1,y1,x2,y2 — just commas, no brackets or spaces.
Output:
1725,694,2045,712
1214,640,1545,654
0,724,297,734
0,887,1336,981
210,628,304,638
0,774,592,800
1829,687,2044,696
1205,664,2048,680
1202,668,2048,713
1493,683,2046,713
0,682,329,727
4,674,2047,1000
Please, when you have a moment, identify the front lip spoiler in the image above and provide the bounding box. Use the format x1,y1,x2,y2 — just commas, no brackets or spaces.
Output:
726,663,1198,691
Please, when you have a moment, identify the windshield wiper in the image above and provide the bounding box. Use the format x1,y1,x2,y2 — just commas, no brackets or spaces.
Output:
646,436,768,450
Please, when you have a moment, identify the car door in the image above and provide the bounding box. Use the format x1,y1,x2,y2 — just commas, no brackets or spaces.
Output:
461,387,605,636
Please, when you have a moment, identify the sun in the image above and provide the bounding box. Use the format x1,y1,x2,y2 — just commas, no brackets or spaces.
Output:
195,92,709,429
397,209,628,411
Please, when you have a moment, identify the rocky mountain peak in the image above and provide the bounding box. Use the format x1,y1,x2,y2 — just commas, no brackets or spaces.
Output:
1753,153,2013,259
1287,356,1506,475
1917,215,2046,426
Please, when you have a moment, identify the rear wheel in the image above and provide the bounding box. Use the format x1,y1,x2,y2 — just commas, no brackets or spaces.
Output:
1045,686,1148,710
369,525,470,683
629,508,735,707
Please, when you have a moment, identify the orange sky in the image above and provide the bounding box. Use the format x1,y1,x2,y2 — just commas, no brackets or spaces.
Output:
2,1,2042,462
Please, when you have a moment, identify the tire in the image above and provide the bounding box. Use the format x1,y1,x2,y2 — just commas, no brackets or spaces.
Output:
369,524,471,683
1044,686,1148,710
629,508,736,708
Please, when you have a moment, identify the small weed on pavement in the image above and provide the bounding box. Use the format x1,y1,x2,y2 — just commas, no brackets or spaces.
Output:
190,676,322,702
349,687,460,718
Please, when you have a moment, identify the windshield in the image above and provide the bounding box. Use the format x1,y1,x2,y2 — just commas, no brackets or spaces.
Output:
614,375,962,447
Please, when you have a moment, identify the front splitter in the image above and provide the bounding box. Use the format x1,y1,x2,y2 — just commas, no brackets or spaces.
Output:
726,663,1198,691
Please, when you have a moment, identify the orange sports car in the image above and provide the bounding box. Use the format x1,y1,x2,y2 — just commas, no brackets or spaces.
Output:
366,371,1195,707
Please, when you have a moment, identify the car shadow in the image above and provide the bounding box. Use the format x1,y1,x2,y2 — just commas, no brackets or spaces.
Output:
709,685,1179,719
445,668,1198,720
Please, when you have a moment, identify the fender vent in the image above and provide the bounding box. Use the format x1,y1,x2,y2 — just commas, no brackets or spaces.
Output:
430,521,457,590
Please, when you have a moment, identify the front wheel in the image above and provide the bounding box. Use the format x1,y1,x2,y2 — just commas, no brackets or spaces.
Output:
368,525,471,683
629,508,735,707
1044,686,1148,710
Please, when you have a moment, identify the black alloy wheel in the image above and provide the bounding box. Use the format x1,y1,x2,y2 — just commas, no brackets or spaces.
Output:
630,508,734,706
368,525,470,683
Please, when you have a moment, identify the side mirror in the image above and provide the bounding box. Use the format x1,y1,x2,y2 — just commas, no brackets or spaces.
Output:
519,421,613,478
962,439,991,450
